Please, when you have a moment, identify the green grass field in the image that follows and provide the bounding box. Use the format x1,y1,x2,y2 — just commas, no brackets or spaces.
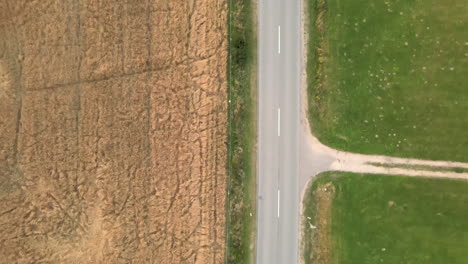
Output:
303,172,468,264
307,0,468,162
226,0,256,263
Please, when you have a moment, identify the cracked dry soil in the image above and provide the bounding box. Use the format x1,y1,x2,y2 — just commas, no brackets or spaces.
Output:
0,0,227,263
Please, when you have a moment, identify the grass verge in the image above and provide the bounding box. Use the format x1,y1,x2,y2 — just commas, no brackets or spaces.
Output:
226,0,256,263
307,0,468,162
368,162,468,174
303,172,468,264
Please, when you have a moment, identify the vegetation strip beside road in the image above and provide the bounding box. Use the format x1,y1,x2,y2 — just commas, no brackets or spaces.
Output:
303,172,468,264
367,162,468,174
302,175,334,264
307,0,468,162
306,0,327,128
226,0,256,263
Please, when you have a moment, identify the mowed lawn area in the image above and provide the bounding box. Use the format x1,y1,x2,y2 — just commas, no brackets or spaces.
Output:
308,0,468,162
303,172,468,264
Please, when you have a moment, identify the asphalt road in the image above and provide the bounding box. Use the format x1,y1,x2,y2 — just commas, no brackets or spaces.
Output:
257,0,301,263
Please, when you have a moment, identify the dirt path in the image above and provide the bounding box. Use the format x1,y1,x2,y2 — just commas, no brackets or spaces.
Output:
300,101,468,190
300,87,468,184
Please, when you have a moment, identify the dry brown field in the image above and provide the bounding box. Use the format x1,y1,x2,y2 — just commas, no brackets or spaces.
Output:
0,0,227,263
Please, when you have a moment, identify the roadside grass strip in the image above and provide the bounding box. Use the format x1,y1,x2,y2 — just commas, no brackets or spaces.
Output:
226,0,256,263
367,162,468,174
